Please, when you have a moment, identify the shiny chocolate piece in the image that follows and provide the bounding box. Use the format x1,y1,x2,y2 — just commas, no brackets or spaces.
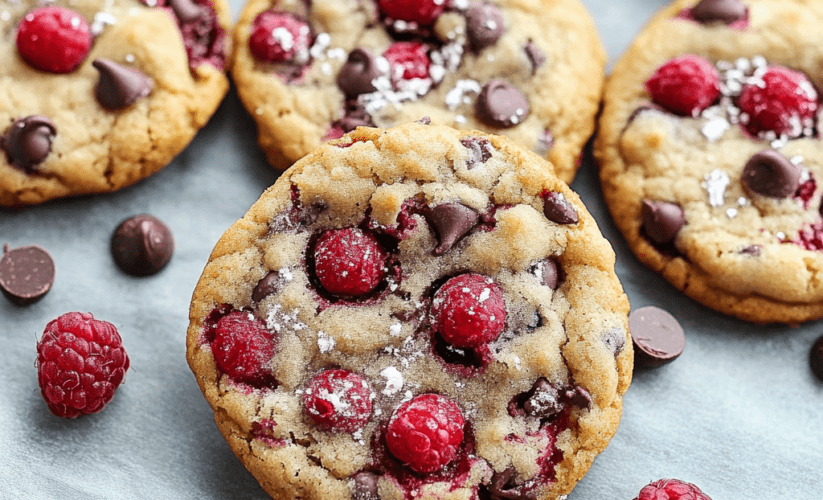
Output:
485,467,535,500
465,2,504,52
0,115,56,172
691,0,747,25
337,48,385,98
460,136,493,169
425,203,480,255
522,378,563,418
742,149,800,199
629,306,685,368
111,214,175,276
351,471,380,500
532,258,559,289
476,79,529,128
252,271,286,302
602,327,626,356
810,335,823,382
543,191,578,225
641,199,684,245
93,59,154,110
0,244,56,306
524,40,545,73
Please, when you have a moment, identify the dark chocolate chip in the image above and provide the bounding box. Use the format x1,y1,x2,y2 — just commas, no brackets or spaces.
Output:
543,191,578,225
425,203,480,255
522,378,563,418
602,327,626,356
351,471,380,500
0,244,55,306
337,48,385,98
629,306,685,368
484,467,536,500
476,79,529,128
93,59,154,110
1,115,56,172
465,2,504,52
691,0,747,25
742,149,800,199
563,386,592,410
460,136,493,169
641,200,684,245
739,244,762,256
169,0,206,23
252,271,286,302
531,258,559,289
810,335,823,382
524,40,546,73
111,215,174,276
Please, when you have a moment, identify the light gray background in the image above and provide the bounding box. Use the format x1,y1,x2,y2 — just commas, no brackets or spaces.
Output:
2,1,821,498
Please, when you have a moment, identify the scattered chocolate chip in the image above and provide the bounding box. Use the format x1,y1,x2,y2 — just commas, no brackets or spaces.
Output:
483,466,536,500
337,48,385,98
425,203,480,255
460,136,493,169
810,335,823,382
476,79,530,128
531,258,559,289
691,0,747,25
1,115,56,172
602,327,626,356
543,191,578,225
252,271,286,302
742,149,800,199
524,40,546,73
93,59,154,110
522,378,563,418
110,215,174,276
739,244,762,256
641,199,684,245
169,0,206,23
629,306,685,368
351,471,380,500
0,244,55,306
465,2,504,52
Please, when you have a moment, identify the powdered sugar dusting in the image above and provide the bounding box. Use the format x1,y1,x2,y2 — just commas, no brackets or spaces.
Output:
380,366,403,396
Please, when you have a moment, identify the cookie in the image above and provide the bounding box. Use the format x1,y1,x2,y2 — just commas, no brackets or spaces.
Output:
186,122,631,499
0,0,231,206
595,0,823,324
229,0,605,184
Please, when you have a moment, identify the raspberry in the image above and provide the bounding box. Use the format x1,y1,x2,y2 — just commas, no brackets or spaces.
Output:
16,7,92,73
313,228,388,297
304,369,373,432
432,274,507,349
248,11,312,64
377,0,445,25
383,42,430,85
36,312,130,418
634,479,712,500
212,310,278,385
386,394,465,473
645,55,720,117
737,66,818,139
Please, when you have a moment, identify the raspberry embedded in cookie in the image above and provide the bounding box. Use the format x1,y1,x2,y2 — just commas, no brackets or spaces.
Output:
16,6,92,73
737,66,818,140
248,11,313,64
634,478,712,500
383,41,431,87
304,369,373,433
432,274,506,349
211,310,278,385
377,0,445,26
645,55,720,117
313,227,389,297
385,393,465,473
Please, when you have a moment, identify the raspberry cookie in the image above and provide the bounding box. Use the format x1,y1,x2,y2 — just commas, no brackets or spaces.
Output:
595,0,823,324
186,122,631,499
229,0,605,183
0,0,230,206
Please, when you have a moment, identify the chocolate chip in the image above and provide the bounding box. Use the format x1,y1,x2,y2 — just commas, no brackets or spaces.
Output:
531,258,559,289
810,335,823,382
0,244,55,306
476,79,529,128
602,327,626,356
641,200,684,245
564,386,592,410
691,0,747,25
169,0,206,23
252,271,286,302
483,467,536,500
1,115,56,172
460,136,493,169
417,116,431,125
522,378,563,418
742,149,800,199
351,471,380,500
337,48,385,98
629,306,685,368
111,215,174,276
739,244,762,256
543,191,578,225
93,59,154,110
524,40,546,73
425,203,480,255
465,2,504,52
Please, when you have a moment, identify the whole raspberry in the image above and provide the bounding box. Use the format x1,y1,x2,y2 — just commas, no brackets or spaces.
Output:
386,393,465,473
36,312,130,418
248,11,312,64
377,0,445,25
645,55,720,117
432,274,507,349
634,479,712,500
383,41,431,86
16,7,92,73
313,228,388,297
304,369,373,432
737,66,818,139
212,310,278,385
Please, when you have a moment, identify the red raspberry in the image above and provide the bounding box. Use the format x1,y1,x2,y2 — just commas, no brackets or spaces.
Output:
248,11,312,64
432,274,507,349
634,479,712,500
377,0,445,25
313,228,388,297
36,312,130,418
212,310,278,385
386,393,465,473
738,66,818,139
16,7,92,73
304,369,373,432
645,55,720,117
383,41,430,85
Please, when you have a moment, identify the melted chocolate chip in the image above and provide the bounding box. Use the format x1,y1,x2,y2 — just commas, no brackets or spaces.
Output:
460,136,493,169
543,192,578,225
425,203,480,255
337,48,385,98
641,200,684,245
252,271,286,302
742,149,800,199
482,467,536,500
531,258,559,289
93,59,154,110
691,0,747,25
810,335,823,382
465,2,504,52
524,40,546,73
1,116,56,172
629,306,685,368
111,215,175,276
602,327,626,356
522,378,563,418
476,79,529,128
0,244,55,306
169,0,206,23
351,471,380,500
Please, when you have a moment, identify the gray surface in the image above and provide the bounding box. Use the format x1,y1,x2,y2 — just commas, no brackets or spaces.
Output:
2,1,822,498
